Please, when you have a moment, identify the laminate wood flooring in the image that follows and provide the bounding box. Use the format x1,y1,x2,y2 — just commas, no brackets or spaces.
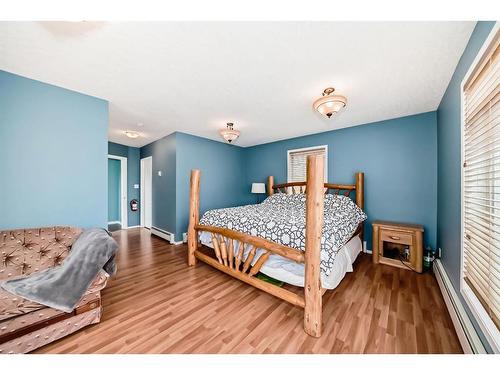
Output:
36,228,462,354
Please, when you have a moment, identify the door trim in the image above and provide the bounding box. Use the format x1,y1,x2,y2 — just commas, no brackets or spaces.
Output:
108,154,128,229
140,156,153,228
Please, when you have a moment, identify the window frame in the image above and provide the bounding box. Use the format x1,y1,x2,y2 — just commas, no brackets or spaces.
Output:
460,22,500,353
287,145,328,183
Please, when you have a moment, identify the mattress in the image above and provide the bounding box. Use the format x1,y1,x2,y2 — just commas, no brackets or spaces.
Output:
198,232,362,289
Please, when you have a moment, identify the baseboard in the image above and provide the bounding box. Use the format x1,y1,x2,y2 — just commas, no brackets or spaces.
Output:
363,243,372,254
151,227,177,244
126,225,141,229
433,259,486,354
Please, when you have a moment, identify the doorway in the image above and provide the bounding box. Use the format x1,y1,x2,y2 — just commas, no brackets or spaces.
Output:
140,156,153,229
108,155,128,231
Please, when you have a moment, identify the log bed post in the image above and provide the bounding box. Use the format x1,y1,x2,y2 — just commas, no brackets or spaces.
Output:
355,172,365,242
188,169,201,266
304,155,324,337
267,176,274,196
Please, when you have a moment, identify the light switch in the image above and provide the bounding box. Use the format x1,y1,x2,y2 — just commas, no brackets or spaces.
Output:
134,184,140,189
158,171,162,177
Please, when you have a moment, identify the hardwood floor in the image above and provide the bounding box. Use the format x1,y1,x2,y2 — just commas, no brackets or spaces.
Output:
36,228,462,354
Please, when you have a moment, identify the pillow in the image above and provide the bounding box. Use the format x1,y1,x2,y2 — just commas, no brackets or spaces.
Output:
262,193,306,206
263,192,366,220
324,194,367,226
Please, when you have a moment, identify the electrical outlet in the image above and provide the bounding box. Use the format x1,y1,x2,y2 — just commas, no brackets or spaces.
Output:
182,232,187,243
437,247,442,258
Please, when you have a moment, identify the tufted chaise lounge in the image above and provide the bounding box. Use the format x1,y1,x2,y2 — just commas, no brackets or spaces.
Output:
0,227,110,354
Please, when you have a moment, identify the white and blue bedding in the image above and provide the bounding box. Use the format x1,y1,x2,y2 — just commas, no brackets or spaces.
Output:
198,193,367,278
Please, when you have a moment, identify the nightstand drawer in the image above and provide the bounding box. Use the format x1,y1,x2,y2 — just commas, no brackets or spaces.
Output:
380,230,413,246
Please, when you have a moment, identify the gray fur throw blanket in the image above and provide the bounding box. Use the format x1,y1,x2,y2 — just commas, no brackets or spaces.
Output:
1,228,118,313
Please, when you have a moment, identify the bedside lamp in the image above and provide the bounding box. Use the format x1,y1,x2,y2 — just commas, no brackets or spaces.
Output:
251,183,266,203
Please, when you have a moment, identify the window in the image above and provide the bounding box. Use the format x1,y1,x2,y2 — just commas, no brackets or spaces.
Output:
287,145,328,183
461,24,500,351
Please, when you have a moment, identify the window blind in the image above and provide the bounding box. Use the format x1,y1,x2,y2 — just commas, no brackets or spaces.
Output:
463,30,500,330
288,146,327,183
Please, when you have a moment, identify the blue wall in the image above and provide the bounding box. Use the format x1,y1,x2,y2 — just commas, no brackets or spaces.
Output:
140,133,177,236
142,114,437,247
139,132,247,241
108,142,141,227
0,70,108,229
437,21,496,352
175,132,248,241
108,158,121,222
245,112,438,250
127,147,141,226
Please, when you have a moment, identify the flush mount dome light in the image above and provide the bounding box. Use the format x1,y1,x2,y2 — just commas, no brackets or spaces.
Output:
313,87,347,118
125,130,140,139
220,123,240,143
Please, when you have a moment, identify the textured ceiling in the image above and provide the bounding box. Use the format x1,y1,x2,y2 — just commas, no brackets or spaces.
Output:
0,21,475,147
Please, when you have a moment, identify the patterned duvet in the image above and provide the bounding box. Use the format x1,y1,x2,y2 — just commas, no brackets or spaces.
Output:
198,193,367,276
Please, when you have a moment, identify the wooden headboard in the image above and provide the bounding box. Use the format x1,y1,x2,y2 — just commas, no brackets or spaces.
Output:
266,172,364,211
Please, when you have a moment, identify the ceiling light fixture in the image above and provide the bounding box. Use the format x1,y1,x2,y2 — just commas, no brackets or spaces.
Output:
220,123,240,143
313,87,347,118
125,130,140,139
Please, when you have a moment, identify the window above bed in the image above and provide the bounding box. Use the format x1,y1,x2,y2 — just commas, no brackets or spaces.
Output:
287,145,328,183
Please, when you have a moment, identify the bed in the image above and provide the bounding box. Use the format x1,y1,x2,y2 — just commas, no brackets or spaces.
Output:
198,194,366,289
187,155,366,337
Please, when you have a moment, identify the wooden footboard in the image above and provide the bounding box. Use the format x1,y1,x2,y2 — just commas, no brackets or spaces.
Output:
188,156,364,338
193,228,306,308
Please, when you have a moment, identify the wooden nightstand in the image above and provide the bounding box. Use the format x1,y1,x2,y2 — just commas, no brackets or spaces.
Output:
372,221,424,273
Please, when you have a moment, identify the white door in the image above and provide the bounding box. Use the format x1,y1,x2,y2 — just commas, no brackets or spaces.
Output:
141,157,153,229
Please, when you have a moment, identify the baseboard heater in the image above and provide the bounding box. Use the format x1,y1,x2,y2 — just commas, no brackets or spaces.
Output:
433,259,486,353
151,227,174,244
150,227,184,245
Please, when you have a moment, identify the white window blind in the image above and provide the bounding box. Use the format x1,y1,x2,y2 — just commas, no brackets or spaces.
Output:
463,29,500,331
287,146,327,183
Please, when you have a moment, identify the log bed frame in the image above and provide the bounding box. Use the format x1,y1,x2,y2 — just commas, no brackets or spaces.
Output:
187,155,364,337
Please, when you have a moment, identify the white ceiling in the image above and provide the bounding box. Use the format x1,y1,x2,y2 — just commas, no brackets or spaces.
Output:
0,21,475,147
